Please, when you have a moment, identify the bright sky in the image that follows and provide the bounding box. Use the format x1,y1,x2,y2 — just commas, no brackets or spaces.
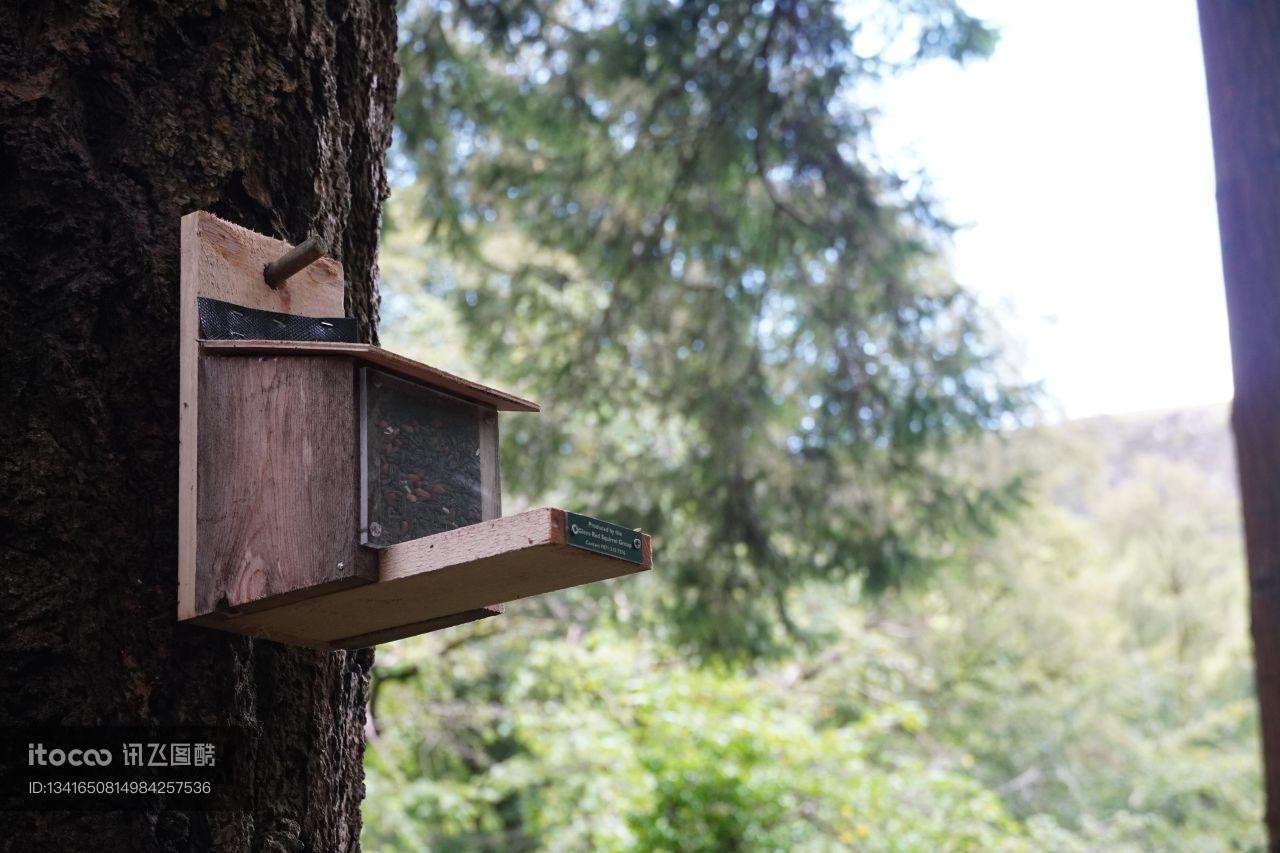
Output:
872,0,1233,418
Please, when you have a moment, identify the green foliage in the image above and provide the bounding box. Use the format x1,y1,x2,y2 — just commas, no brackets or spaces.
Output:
363,409,1265,850
365,628,1035,852
373,3,1263,848
390,0,1032,654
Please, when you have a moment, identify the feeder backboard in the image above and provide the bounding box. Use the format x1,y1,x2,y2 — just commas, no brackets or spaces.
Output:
178,212,652,648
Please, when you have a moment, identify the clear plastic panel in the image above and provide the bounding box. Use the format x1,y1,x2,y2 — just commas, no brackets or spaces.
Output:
360,367,498,547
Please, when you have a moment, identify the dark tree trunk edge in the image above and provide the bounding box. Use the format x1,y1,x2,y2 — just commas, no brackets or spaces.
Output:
1198,1,1280,847
0,1,397,849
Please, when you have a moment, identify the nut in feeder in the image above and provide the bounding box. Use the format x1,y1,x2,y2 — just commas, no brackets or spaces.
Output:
178,212,652,649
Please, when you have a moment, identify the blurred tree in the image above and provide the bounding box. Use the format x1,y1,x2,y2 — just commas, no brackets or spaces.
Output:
391,0,1030,655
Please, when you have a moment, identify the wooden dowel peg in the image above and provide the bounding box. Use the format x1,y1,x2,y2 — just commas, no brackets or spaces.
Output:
264,234,327,288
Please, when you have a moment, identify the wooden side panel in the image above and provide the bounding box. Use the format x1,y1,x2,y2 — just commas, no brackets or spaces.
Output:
187,507,652,647
179,211,347,618
179,215,201,618
195,356,372,616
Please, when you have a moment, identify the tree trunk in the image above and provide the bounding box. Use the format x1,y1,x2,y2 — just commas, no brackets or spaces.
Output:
1197,1,1280,846
0,1,396,849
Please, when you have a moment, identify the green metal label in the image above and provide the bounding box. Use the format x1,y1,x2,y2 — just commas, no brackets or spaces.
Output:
565,512,644,564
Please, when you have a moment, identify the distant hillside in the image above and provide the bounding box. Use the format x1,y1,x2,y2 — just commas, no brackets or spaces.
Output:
1029,404,1238,516
1064,404,1235,488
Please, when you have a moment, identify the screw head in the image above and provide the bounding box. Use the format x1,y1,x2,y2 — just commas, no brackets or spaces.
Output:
369,522,384,538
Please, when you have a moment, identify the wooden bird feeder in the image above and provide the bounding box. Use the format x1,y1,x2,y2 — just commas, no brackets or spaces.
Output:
178,212,652,649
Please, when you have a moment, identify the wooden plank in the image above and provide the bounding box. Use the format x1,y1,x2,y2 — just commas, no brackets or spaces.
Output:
179,215,200,619
195,356,375,616
189,605,502,650
185,508,652,647
330,605,504,649
185,210,344,316
179,211,347,619
199,340,539,412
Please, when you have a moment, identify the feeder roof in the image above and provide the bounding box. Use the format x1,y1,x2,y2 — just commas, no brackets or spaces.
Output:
200,339,540,412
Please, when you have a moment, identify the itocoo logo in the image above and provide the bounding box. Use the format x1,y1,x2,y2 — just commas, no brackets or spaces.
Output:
27,743,112,767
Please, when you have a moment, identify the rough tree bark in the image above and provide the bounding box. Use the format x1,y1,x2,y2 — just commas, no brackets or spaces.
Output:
0,1,396,850
1197,1,1280,846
